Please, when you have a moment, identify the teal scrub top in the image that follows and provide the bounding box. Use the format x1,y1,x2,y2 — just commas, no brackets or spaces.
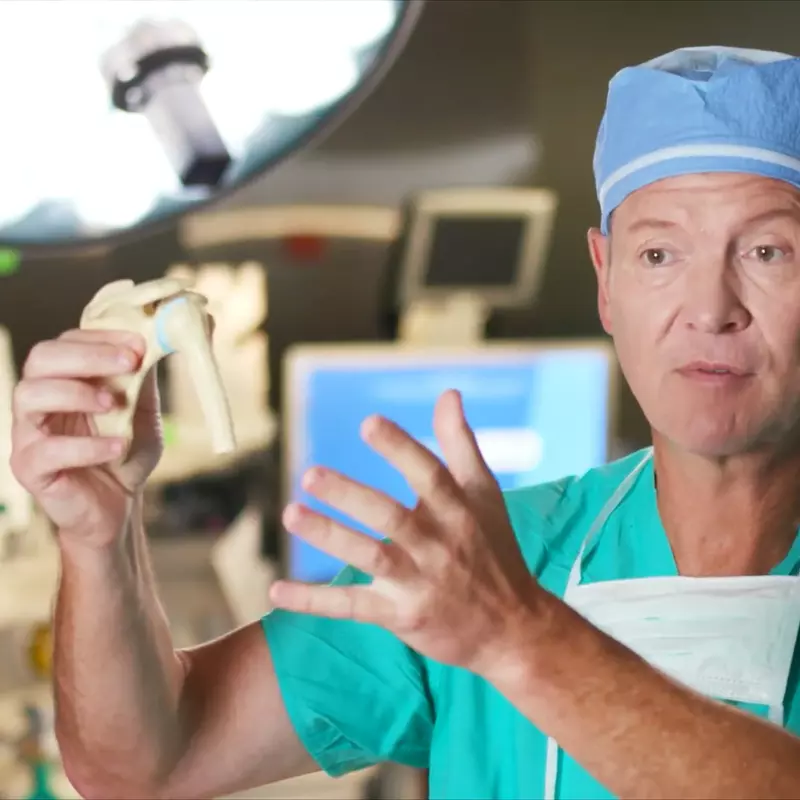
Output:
262,449,800,799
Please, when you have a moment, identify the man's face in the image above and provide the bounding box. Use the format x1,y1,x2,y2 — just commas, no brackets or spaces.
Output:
588,172,800,458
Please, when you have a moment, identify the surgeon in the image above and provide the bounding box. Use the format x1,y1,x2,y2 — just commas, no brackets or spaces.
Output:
10,45,800,800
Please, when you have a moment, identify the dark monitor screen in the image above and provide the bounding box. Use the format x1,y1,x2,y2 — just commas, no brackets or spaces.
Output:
424,215,525,288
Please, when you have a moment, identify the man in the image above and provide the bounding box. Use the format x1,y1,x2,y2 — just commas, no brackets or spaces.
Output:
10,45,800,800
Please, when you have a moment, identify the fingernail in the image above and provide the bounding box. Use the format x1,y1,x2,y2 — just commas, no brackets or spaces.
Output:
270,581,287,602
118,350,136,369
302,467,326,489
109,439,126,454
97,390,114,408
283,503,303,525
360,415,382,440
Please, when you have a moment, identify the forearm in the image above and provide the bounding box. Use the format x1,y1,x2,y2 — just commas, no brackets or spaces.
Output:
54,495,188,796
491,593,800,799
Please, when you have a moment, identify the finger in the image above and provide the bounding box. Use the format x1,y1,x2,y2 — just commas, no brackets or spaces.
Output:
58,330,147,400
299,467,416,542
13,378,117,418
11,378,118,448
58,328,145,351
13,436,126,490
23,339,141,380
269,581,394,625
11,378,119,450
433,390,496,491
360,415,463,514
283,503,412,577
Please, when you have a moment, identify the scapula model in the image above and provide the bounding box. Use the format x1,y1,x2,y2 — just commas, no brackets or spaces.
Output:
80,278,236,458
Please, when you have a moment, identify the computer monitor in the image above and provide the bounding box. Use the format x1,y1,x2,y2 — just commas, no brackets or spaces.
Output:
394,187,558,311
282,340,616,583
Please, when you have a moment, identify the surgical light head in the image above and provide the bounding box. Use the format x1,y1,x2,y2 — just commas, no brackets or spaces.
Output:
0,1,423,247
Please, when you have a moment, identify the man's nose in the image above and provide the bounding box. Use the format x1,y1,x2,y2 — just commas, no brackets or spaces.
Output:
682,259,751,334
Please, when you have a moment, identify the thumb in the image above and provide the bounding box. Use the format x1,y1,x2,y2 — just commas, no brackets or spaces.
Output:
133,363,161,422
125,363,163,476
433,390,494,490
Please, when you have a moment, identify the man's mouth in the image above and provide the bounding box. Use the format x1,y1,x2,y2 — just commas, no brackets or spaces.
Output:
678,361,752,380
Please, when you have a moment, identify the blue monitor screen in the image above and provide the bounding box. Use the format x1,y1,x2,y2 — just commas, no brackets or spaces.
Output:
285,344,613,583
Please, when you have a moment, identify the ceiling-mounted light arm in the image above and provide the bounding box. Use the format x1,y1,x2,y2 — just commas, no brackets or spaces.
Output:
99,19,231,188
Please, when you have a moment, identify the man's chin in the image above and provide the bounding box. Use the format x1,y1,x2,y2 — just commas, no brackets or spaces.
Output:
653,418,762,460
654,421,794,461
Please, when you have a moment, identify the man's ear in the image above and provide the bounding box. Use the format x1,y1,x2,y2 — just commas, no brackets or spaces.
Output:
587,227,612,335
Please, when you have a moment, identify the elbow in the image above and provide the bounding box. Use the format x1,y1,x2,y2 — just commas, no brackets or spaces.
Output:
57,731,100,798
65,777,126,800
60,750,171,800
60,757,113,800
56,728,108,799
64,773,169,800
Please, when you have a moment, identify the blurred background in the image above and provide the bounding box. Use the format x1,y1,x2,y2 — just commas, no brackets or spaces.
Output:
0,0,795,797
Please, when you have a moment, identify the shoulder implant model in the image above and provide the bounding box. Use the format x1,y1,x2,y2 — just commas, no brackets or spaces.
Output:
80,278,236,457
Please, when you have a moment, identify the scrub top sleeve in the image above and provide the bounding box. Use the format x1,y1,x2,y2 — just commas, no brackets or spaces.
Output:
261,565,434,777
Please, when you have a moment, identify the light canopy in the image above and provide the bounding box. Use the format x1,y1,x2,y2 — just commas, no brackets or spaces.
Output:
0,0,422,250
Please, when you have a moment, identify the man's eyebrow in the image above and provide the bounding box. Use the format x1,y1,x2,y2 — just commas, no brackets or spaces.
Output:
736,208,800,229
625,218,679,234
624,208,800,236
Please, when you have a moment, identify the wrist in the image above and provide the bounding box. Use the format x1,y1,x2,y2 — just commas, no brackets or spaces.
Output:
476,581,561,689
57,492,145,569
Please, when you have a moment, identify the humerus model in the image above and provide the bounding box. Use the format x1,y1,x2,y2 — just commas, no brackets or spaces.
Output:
80,278,236,458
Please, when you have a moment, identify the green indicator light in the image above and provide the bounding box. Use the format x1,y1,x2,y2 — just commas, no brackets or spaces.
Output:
0,249,20,275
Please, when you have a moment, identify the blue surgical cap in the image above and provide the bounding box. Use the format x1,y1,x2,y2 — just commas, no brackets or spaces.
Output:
594,46,800,234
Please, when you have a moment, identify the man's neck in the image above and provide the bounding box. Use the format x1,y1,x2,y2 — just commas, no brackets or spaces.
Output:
651,435,800,577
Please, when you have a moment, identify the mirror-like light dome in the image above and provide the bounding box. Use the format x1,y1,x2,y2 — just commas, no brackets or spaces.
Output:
0,0,418,249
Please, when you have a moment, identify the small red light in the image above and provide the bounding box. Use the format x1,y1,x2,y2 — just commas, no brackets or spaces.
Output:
282,235,326,263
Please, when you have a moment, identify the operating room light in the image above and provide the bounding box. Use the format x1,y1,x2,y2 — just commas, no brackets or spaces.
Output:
0,0,418,250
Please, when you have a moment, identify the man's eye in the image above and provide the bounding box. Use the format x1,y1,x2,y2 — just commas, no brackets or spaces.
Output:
749,244,788,263
641,248,670,266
